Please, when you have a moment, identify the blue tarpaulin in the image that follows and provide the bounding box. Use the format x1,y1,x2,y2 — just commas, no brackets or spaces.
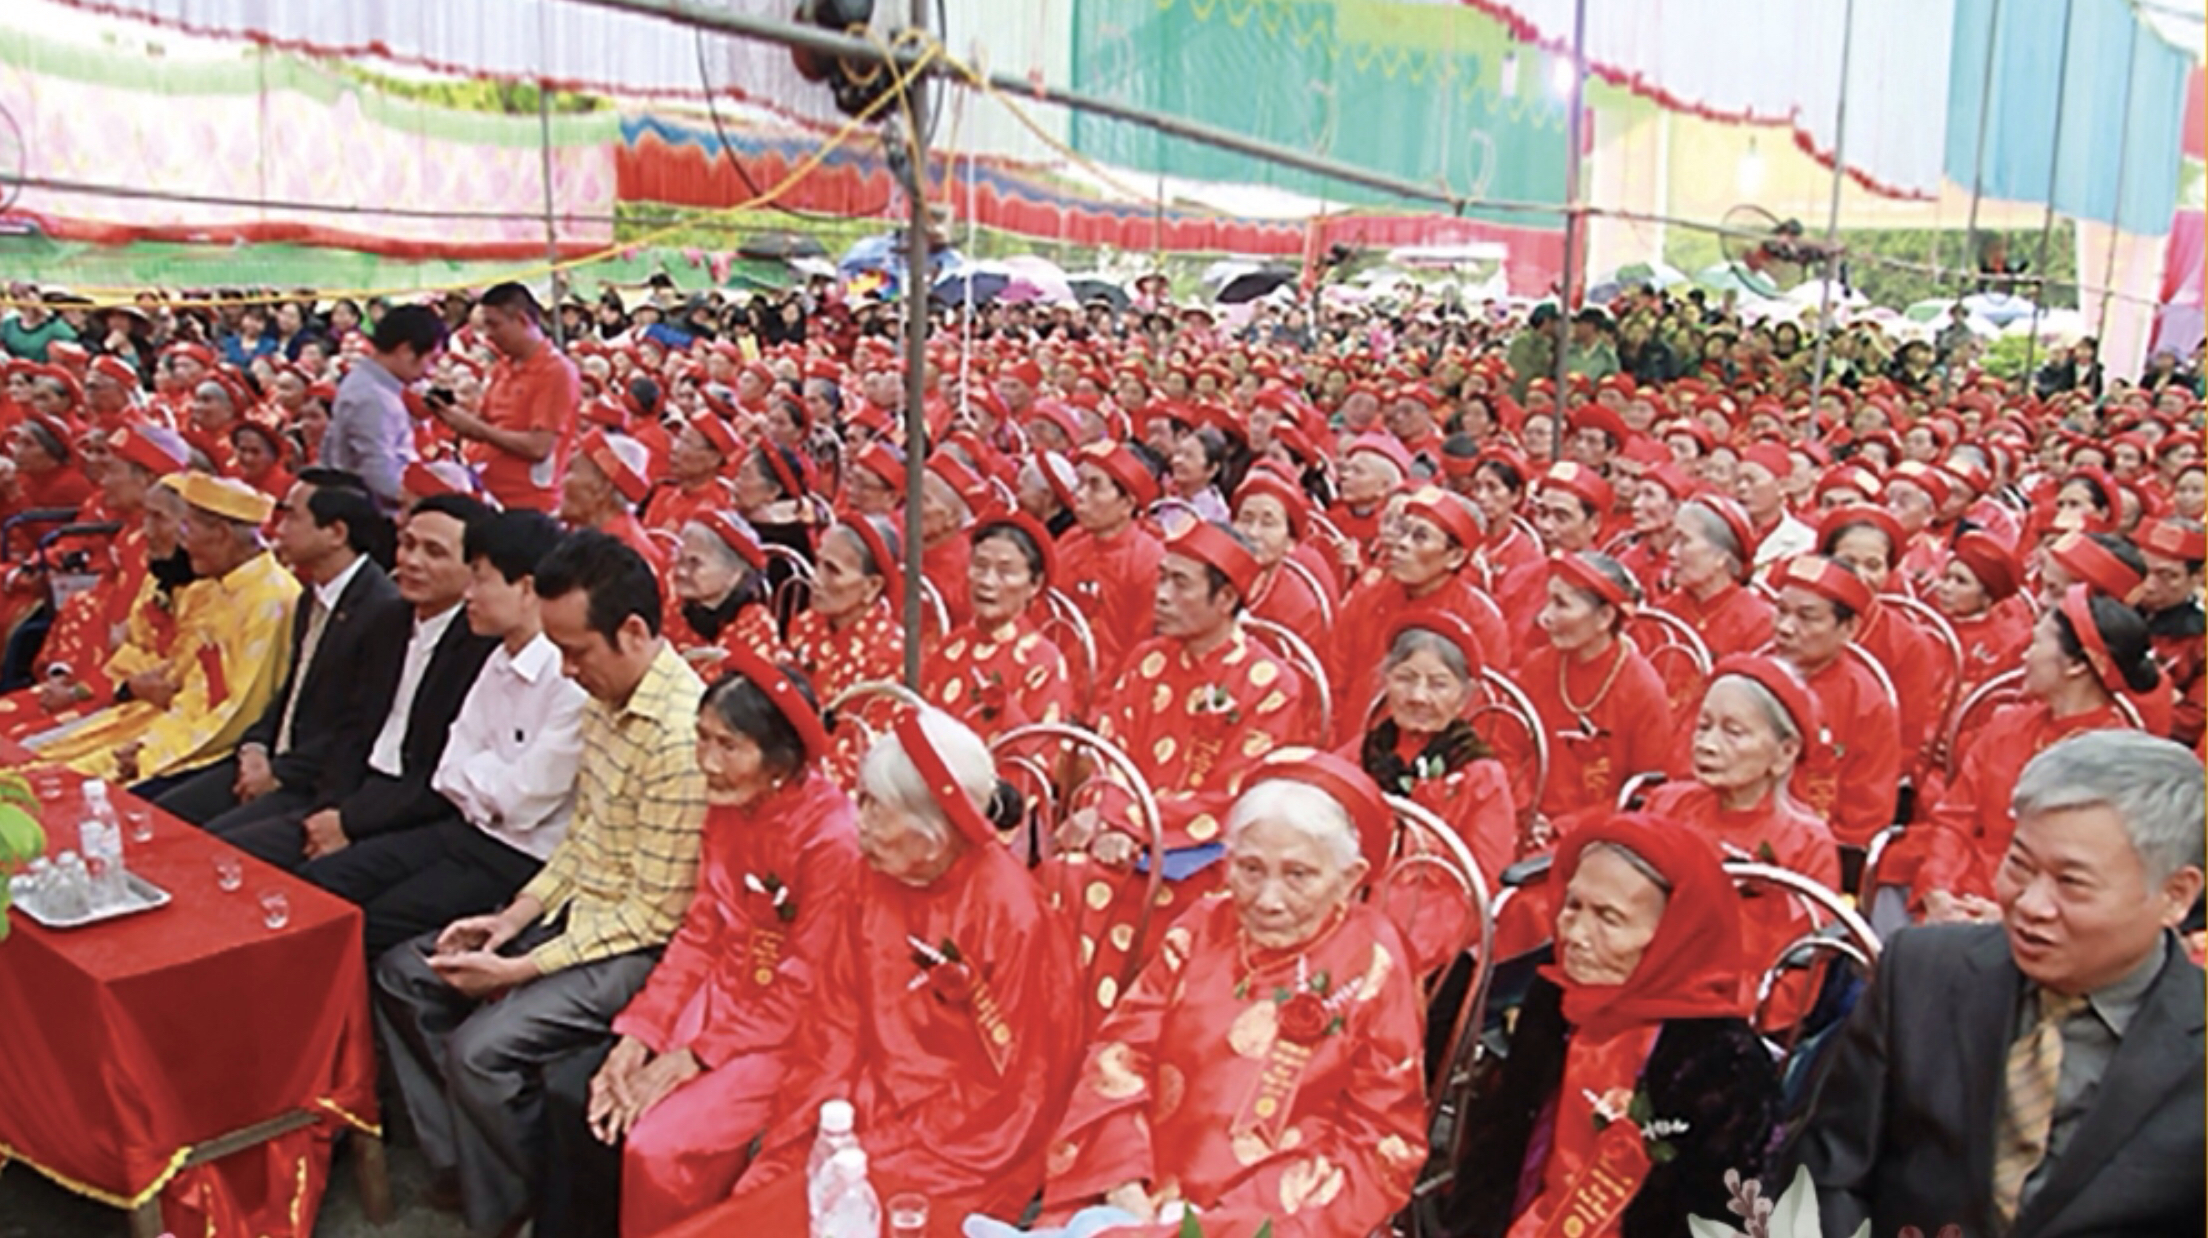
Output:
1944,0,2193,236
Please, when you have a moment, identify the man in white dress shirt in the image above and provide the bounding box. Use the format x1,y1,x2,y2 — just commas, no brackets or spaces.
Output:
301,508,589,960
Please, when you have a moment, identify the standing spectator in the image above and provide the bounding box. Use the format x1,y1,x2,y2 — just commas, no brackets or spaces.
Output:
326,305,447,513
431,284,580,513
1564,307,1621,380
1,287,80,363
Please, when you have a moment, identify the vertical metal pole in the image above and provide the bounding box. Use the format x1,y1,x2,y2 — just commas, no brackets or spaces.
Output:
538,81,566,347
2094,23,2142,344
1804,0,1857,414
1960,0,2004,295
901,0,931,689
1550,0,1587,464
2021,0,2078,388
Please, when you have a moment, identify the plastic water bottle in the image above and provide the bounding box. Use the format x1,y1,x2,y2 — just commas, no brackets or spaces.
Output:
813,1148,881,1238
807,1100,861,1232
77,784,126,909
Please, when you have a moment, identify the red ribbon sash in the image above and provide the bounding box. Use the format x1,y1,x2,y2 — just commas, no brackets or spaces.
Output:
1536,1121,1653,1238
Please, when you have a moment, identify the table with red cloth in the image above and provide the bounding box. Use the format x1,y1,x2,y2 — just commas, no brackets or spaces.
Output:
0,745,382,1238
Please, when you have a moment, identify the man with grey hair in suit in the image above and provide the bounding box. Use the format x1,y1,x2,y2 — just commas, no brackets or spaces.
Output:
1794,728,2204,1237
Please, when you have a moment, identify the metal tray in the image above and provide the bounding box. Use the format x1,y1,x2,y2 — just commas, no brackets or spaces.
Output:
17,871,173,930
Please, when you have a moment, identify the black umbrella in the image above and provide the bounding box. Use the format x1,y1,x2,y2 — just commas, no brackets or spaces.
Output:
737,231,829,261
1215,266,1299,304
1069,278,1130,311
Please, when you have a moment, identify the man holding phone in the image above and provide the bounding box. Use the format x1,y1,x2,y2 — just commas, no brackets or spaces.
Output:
429,283,580,514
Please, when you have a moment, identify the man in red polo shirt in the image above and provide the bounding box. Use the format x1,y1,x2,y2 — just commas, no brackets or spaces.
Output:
431,283,579,513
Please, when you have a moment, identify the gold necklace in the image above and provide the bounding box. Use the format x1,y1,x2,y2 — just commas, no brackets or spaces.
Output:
1558,638,1630,720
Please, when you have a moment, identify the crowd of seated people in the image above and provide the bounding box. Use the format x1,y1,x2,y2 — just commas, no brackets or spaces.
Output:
1,276,2202,1236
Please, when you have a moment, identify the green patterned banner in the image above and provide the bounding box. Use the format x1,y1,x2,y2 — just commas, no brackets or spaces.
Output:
1069,0,1569,223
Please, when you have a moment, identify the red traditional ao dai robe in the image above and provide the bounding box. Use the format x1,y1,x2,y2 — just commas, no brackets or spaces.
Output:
610,774,860,1237
1655,580,1774,663
1851,601,1947,781
1040,896,1429,1238
655,841,1080,1238
1791,653,1903,850
665,599,782,678
1057,522,1166,685
920,614,1075,747
1328,572,1512,746
1518,638,1675,820
1639,782,1839,1028
786,601,906,788
1892,701,2132,905
1044,626,1307,1015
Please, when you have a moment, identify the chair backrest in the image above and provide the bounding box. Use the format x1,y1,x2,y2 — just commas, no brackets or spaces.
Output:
1277,555,1338,629
823,678,925,768
915,578,953,641
1147,496,1203,537
1243,616,1333,743
1880,591,1966,745
1626,608,1714,725
989,721,1167,989
1943,666,2026,779
1471,668,1550,835
1036,587,1098,716
1843,641,1900,718
1379,794,1497,1106
763,543,816,636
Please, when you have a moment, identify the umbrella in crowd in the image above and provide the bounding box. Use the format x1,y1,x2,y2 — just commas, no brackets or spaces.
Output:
1068,277,1130,310
1214,265,1300,304
1692,261,1781,299
737,232,829,261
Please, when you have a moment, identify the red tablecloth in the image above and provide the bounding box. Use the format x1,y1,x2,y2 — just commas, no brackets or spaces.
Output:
0,746,378,1236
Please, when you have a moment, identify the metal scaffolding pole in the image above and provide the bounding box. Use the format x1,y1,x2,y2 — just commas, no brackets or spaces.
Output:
1550,0,1588,463
901,0,931,690
2020,0,2079,389
537,82,566,347
1804,0,1858,413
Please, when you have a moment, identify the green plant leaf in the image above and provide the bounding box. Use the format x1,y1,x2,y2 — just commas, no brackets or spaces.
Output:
1627,1090,1654,1125
0,804,46,867
0,771,37,816
1178,1209,1204,1238
1647,1140,1678,1164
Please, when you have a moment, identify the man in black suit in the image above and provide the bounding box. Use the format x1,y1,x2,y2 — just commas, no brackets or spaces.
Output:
218,493,499,869
155,468,408,830
1795,729,2205,1238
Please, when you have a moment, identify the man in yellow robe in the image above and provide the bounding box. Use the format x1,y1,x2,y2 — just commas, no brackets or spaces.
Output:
27,472,300,790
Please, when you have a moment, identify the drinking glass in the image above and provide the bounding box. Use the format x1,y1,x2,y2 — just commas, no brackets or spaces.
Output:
213,855,243,892
124,808,155,846
258,889,290,930
887,1193,928,1238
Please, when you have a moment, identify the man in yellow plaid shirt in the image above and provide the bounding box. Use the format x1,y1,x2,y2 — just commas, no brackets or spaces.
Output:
374,529,708,1236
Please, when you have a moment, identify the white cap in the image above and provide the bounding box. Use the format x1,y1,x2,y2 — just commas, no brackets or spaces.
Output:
84,783,110,805
819,1099,854,1134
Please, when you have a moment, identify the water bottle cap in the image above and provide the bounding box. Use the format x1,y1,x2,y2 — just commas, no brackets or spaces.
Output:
829,1148,867,1175
819,1099,854,1132
84,783,109,805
